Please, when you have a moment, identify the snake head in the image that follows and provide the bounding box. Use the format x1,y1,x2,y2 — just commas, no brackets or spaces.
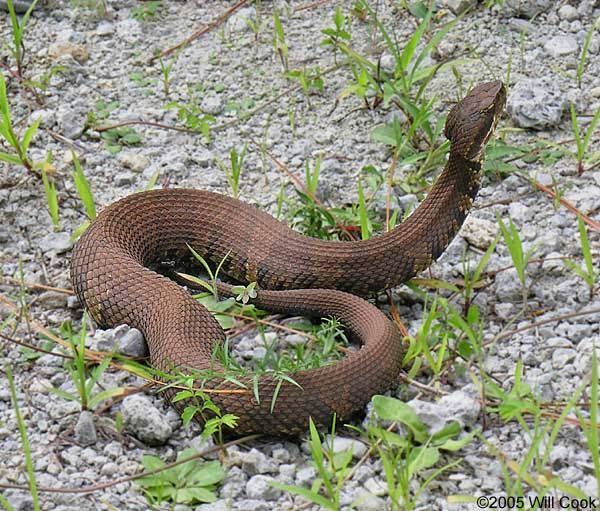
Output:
444,80,507,162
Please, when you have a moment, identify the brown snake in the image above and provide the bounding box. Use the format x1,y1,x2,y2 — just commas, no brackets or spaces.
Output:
71,81,506,436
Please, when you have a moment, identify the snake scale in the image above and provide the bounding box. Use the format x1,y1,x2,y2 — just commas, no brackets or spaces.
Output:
71,81,506,436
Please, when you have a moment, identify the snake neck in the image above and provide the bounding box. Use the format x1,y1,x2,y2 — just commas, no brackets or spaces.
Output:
382,152,482,275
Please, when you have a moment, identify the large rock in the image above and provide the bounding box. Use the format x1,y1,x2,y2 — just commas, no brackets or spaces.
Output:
122,394,173,446
506,78,567,129
504,0,551,18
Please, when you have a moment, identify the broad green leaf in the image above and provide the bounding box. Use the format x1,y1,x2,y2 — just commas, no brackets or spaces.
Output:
189,461,225,486
141,454,165,471
181,405,198,426
183,486,217,503
407,445,439,477
438,430,476,452
372,395,428,443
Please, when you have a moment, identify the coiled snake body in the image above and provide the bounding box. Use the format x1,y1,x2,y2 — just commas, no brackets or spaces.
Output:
71,82,506,436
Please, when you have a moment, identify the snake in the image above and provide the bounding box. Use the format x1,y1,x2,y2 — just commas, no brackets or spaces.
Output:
71,81,506,436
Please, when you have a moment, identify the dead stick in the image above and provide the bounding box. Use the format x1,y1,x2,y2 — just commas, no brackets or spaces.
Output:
158,0,250,59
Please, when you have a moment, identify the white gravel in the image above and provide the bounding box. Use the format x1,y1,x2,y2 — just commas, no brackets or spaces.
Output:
1,1,599,510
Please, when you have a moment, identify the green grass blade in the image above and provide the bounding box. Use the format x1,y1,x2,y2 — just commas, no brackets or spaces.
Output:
143,170,160,190
18,0,39,34
399,9,431,75
577,216,595,279
6,365,40,511
584,347,599,495
269,482,336,510
577,17,598,86
357,179,371,240
20,117,40,153
569,103,583,161
582,105,600,152
410,16,458,88
41,168,59,227
0,152,23,165
71,152,97,219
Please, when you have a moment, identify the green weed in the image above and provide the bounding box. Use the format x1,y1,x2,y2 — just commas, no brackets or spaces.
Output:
576,16,600,87
498,216,536,312
366,395,471,511
321,5,352,63
272,10,289,71
86,99,119,130
215,145,247,199
47,318,123,411
272,418,352,510
5,0,39,77
100,126,142,154
404,297,484,378
157,51,179,98
181,245,231,301
461,237,498,314
166,93,214,143
137,448,225,505
286,66,324,107
569,102,600,175
70,0,108,16
473,360,593,502
0,73,41,173
564,216,598,299
171,377,238,444
41,164,59,228
71,151,97,220
6,365,40,511
131,0,163,21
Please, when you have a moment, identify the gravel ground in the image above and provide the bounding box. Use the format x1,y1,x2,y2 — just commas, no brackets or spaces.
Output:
1,1,599,510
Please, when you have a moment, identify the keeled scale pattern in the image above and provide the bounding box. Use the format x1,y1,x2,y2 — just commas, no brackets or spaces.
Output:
70,81,506,436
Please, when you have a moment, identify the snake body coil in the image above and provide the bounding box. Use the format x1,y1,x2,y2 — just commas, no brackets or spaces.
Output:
71,82,506,436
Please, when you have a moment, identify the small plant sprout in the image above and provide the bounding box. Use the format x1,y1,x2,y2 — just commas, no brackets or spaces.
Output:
100,126,142,154
47,317,124,411
285,66,324,107
179,246,231,301
569,102,600,175
271,417,353,510
166,91,215,143
321,5,352,63
272,10,289,71
564,216,598,299
497,215,536,312
130,0,163,21
215,145,247,198
157,50,180,98
5,0,40,77
0,73,41,173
